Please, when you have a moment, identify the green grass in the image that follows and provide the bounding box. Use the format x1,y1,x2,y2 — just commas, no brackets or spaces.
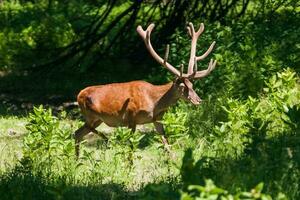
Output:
0,115,292,200
0,115,191,199
0,113,233,200
0,117,27,171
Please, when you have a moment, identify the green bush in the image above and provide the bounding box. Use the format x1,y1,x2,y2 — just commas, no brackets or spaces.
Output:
108,127,145,168
212,68,300,158
181,68,300,199
181,180,274,200
23,105,74,170
162,107,189,145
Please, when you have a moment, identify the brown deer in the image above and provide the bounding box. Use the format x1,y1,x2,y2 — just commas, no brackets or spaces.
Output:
74,22,217,157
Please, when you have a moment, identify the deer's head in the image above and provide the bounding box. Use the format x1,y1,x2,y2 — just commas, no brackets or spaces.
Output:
173,77,200,105
137,22,217,105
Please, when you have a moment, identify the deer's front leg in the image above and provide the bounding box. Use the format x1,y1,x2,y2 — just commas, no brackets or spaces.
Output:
154,122,171,153
129,124,136,133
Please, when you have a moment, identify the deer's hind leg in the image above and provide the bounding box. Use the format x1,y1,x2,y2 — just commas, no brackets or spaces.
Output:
154,122,171,152
74,117,103,158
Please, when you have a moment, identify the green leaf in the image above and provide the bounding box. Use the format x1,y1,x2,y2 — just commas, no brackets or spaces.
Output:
254,182,264,193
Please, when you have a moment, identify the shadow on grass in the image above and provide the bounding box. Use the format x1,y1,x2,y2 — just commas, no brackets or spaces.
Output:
0,164,179,200
0,168,130,200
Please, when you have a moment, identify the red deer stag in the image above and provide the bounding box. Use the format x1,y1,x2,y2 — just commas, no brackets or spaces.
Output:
74,22,217,157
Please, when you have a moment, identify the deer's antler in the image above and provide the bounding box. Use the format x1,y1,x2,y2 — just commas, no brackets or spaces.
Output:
137,24,182,77
186,22,217,79
137,23,217,79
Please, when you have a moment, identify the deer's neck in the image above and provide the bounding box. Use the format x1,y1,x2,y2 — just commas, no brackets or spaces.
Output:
153,82,180,115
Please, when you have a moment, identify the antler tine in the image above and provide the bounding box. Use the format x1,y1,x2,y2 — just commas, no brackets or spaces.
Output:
196,23,205,36
180,64,184,77
187,26,192,37
193,59,217,79
187,22,195,37
137,24,181,77
187,22,205,75
196,41,216,61
164,44,170,64
194,56,198,73
146,31,150,44
188,57,198,78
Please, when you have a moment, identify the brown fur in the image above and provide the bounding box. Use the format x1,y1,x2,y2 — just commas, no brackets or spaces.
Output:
77,81,174,127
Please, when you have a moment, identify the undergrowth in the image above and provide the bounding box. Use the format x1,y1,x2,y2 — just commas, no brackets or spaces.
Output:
0,68,298,199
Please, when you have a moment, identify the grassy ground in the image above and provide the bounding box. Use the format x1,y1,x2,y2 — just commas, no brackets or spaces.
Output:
0,114,195,199
0,117,26,171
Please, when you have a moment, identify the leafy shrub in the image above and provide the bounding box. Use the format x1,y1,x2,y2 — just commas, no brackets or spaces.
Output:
23,105,74,169
213,68,300,158
181,68,300,199
181,180,274,200
162,107,189,145
109,127,145,168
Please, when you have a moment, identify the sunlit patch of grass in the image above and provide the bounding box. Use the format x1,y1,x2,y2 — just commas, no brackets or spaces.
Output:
0,116,27,136
0,117,27,172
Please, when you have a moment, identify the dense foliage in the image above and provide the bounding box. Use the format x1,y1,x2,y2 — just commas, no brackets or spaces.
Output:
0,0,298,74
